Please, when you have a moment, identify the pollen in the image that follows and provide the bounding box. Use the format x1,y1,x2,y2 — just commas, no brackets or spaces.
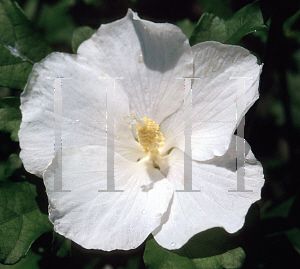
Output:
136,117,165,154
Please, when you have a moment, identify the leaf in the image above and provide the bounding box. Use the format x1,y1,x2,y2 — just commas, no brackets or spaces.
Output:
4,153,22,178
0,181,53,265
173,228,238,259
0,97,21,141
0,0,52,90
144,238,192,269
261,196,295,219
193,247,246,269
51,232,71,258
125,256,143,269
71,26,96,54
38,0,77,45
176,19,196,39
144,237,246,269
0,249,42,269
198,0,233,20
190,1,267,46
83,0,103,6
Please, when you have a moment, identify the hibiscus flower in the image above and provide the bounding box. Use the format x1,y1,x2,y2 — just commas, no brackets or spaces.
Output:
19,9,264,251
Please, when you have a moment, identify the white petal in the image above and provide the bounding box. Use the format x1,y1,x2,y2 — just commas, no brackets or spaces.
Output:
19,52,143,177
153,135,264,250
160,41,261,161
43,145,173,250
77,9,193,124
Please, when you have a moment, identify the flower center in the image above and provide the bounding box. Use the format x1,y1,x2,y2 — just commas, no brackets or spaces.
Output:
136,117,165,154
123,112,165,155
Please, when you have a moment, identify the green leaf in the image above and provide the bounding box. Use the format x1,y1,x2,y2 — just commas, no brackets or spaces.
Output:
38,0,77,45
125,256,142,269
0,0,52,90
144,237,246,269
71,26,96,54
261,196,295,220
0,162,7,181
190,1,267,46
193,247,246,269
83,0,103,7
4,153,22,178
0,249,42,269
174,228,238,259
176,19,196,39
284,10,300,43
0,97,21,141
0,181,53,265
198,0,233,20
51,232,71,258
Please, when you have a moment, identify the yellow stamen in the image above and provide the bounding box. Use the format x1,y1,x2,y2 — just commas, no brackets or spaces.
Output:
136,117,165,154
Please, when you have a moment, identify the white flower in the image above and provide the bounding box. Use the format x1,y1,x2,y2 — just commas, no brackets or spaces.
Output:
19,9,264,251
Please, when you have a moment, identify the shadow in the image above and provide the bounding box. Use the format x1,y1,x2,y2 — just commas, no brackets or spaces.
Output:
199,135,251,172
8,165,49,215
242,195,300,268
261,195,300,235
152,194,174,236
142,154,171,192
132,12,187,73
36,231,147,269
161,202,261,261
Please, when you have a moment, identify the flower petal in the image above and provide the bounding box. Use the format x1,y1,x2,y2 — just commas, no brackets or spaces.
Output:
160,41,261,161
19,52,143,177
43,145,173,250
191,42,261,160
77,9,193,124
153,135,264,250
